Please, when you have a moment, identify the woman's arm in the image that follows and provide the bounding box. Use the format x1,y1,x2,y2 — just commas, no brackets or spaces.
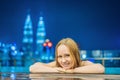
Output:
57,61,105,73
73,61,105,73
29,61,59,73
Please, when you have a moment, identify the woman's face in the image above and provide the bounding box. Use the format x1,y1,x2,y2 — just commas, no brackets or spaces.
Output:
57,44,74,70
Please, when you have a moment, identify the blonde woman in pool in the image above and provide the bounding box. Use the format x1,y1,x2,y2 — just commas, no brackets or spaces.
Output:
30,38,104,73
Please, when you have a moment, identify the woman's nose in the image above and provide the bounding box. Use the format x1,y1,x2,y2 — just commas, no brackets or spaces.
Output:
61,58,66,62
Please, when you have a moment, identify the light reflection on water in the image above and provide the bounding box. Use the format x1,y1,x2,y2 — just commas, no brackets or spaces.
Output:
1,73,120,80
1,73,30,80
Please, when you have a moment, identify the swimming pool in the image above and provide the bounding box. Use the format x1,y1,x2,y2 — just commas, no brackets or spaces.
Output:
0,66,120,74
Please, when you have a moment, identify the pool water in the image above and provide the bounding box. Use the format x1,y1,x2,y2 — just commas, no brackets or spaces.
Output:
0,66,120,74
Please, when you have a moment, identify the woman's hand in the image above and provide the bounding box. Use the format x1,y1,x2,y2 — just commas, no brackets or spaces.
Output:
54,67,64,73
54,67,74,73
65,69,74,73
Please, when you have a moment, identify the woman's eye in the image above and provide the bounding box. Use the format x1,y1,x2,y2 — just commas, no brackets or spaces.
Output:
58,56,62,58
65,54,70,57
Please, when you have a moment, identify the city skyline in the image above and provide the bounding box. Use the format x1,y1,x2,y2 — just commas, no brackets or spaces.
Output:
0,0,120,50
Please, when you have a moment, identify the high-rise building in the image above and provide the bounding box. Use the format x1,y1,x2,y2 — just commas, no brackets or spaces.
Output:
22,14,33,58
36,16,46,57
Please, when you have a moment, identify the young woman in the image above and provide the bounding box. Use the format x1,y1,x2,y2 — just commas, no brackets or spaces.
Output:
30,38,104,73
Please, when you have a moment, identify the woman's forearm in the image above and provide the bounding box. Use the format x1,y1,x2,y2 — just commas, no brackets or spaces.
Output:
29,62,58,73
73,64,105,73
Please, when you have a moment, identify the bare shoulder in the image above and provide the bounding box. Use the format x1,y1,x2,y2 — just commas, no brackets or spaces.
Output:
46,61,56,67
81,60,94,66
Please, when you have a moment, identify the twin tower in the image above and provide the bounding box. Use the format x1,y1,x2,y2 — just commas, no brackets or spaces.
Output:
22,14,46,58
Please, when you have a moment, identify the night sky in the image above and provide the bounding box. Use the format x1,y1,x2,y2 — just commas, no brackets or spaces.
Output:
0,0,120,50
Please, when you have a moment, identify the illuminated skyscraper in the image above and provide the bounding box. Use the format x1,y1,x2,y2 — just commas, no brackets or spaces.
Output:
22,14,33,58
36,16,46,57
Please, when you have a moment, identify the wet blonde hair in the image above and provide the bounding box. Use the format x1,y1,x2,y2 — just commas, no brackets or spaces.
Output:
55,38,81,68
